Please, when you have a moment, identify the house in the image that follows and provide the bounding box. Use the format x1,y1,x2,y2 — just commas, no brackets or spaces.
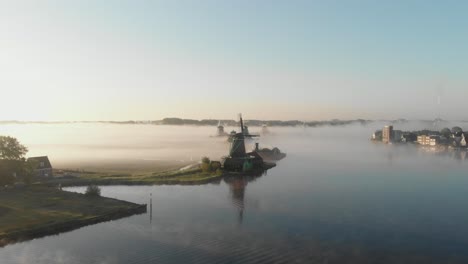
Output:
417,134,441,146
453,132,468,148
429,135,441,146
461,133,468,147
417,135,430,145
27,156,53,177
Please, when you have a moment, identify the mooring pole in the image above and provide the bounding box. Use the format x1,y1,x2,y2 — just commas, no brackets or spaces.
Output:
150,192,152,224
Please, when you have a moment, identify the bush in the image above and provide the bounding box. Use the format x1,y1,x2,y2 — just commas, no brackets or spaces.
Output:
211,161,221,171
201,157,211,172
85,185,101,197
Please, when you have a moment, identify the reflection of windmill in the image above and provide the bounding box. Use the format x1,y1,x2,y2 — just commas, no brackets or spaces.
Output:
227,176,247,225
224,171,265,225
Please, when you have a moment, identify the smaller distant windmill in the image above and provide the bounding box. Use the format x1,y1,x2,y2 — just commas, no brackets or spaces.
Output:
261,123,270,135
216,120,228,137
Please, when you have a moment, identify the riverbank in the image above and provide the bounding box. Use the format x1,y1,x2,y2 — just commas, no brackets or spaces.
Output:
46,168,223,187
45,160,277,187
0,186,146,247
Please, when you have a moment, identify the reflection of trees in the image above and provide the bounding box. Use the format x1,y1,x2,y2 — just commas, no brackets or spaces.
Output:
451,149,467,161
385,151,393,166
418,146,468,161
223,170,266,225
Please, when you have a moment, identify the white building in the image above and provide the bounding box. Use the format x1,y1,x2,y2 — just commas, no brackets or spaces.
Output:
417,135,430,145
382,125,393,143
429,136,440,146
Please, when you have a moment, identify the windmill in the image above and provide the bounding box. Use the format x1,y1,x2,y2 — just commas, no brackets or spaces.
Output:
261,123,270,135
229,114,257,157
222,114,266,172
216,120,228,137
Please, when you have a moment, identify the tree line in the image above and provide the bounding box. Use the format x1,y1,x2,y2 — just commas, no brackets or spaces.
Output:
0,136,37,186
160,118,371,127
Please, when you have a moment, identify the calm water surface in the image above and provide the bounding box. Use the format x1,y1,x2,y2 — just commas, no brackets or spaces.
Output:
2,123,468,263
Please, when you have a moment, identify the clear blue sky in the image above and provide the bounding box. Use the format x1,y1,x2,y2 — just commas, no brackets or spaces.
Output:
1,0,467,120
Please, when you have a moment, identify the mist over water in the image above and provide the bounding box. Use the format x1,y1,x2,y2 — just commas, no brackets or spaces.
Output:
2,122,468,263
0,124,236,169
2,121,465,167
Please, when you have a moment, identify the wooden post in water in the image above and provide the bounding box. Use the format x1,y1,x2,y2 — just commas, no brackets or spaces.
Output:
150,192,152,224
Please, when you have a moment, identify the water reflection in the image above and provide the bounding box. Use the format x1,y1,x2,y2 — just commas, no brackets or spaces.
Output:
417,146,468,161
224,171,266,225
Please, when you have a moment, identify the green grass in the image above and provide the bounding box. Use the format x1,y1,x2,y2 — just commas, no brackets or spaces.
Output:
0,186,144,245
48,166,223,187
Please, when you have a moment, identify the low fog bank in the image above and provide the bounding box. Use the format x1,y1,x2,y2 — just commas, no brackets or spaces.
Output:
0,124,230,169
0,121,467,170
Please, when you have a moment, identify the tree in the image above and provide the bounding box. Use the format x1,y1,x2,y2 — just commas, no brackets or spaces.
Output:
0,136,28,160
201,157,211,172
441,128,451,138
0,136,28,186
452,127,463,134
22,159,38,185
85,185,101,197
0,160,16,186
373,130,382,141
451,127,463,138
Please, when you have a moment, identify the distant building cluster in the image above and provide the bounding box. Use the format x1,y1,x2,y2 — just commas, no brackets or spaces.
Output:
372,126,468,148
372,126,404,143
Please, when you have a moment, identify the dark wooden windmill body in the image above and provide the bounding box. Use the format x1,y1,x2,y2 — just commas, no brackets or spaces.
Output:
222,114,264,171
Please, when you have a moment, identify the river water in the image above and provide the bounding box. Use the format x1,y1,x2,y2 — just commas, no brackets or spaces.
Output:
2,123,468,263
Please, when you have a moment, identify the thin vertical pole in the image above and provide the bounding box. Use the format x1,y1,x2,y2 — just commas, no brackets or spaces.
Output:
150,192,152,224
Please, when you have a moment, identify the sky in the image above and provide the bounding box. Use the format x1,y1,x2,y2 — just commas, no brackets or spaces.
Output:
1,0,467,121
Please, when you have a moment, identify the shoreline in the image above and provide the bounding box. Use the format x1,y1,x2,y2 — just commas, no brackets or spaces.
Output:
47,175,224,187
0,204,146,247
46,168,224,187
0,187,147,247
0,165,275,247
45,163,275,187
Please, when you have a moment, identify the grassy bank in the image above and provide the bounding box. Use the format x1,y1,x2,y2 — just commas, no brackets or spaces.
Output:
47,167,223,187
55,159,189,176
0,186,146,246
40,157,276,187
